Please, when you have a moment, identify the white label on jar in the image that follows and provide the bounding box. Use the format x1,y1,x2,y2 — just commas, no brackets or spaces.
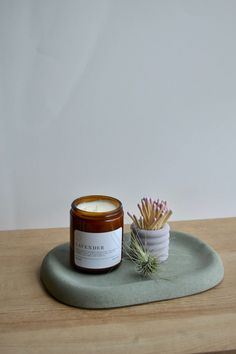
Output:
74,227,122,269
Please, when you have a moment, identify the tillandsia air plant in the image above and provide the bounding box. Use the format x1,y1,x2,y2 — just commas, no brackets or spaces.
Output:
125,231,158,277
127,197,172,230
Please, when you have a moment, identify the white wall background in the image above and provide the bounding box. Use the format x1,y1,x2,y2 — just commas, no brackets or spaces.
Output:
0,0,236,230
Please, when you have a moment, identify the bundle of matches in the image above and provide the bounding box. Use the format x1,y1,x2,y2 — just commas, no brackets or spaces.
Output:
128,197,172,230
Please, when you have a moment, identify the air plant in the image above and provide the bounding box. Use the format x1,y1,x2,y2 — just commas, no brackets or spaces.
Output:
125,231,159,277
127,197,172,230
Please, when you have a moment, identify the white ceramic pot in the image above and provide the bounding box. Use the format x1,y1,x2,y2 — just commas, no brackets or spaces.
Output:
130,223,170,263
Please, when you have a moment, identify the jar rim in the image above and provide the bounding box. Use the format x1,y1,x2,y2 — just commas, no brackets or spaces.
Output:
71,195,123,218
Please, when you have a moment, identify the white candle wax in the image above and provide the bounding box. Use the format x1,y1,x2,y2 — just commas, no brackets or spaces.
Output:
76,200,117,212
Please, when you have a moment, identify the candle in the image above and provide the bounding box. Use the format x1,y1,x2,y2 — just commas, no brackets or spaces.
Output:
76,200,117,213
70,195,123,274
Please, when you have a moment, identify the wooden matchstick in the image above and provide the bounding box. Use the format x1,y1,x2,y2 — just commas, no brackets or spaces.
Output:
138,204,146,221
127,212,136,225
159,210,172,229
141,200,149,221
133,214,141,229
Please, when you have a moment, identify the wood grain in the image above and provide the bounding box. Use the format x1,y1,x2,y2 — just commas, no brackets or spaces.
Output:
0,218,236,354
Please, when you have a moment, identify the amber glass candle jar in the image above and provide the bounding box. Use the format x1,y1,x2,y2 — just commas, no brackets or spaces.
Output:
70,195,123,274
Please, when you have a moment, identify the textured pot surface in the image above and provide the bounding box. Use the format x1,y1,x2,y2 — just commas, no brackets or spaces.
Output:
131,223,170,262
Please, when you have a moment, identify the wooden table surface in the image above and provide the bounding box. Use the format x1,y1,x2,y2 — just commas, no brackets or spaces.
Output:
0,218,236,354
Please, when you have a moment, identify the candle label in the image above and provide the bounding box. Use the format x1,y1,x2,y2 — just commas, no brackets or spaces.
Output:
74,227,122,269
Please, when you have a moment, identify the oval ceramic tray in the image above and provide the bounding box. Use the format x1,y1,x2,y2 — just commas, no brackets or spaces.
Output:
40,231,224,309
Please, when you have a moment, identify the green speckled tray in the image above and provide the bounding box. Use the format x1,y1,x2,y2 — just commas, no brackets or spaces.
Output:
40,231,224,309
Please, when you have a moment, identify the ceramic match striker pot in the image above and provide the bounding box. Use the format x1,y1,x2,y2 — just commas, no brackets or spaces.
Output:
131,223,170,263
